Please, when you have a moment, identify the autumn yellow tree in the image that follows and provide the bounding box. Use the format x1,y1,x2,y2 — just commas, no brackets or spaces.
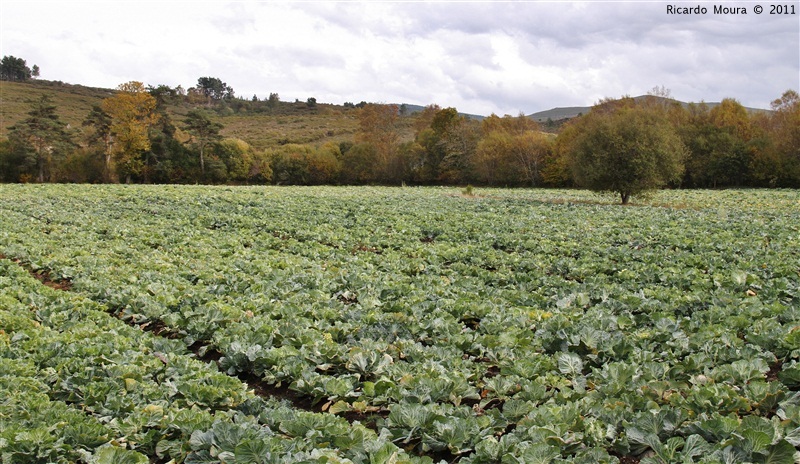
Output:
355,104,399,182
101,81,160,182
769,90,800,185
473,114,550,186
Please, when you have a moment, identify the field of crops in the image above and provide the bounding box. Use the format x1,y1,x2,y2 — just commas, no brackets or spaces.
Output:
1,185,799,464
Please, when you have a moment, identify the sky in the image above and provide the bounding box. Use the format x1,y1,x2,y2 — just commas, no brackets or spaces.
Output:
1,1,798,116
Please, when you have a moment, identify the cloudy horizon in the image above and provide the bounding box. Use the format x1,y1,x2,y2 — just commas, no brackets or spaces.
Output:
2,1,798,116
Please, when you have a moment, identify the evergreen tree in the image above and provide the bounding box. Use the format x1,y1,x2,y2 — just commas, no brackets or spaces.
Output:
7,95,74,182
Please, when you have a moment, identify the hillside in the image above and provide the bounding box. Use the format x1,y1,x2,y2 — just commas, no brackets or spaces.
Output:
529,95,771,123
0,80,114,135
0,80,417,150
2,80,774,150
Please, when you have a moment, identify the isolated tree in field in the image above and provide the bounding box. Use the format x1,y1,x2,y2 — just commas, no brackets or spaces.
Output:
183,110,223,177
7,95,74,182
568,101,686,204
102,81,160,183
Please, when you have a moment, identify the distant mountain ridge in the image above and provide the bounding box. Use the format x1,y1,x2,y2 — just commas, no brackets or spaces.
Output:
397,103,485,120
527,95,771,122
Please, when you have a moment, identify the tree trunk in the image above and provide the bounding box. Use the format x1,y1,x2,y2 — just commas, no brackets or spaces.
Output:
104,152,112,183
37,150,45,183
200,145,205,177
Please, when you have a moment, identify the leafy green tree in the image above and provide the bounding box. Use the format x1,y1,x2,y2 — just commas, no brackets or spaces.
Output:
339,142,377,184
568,100,686,204
7,95,74,182
183,110,223,178
0,138,23,182
0,55,34,81
147,84,182,107
194,77,233,106
413,107,465,183
145,111,185,183
268,144,338,185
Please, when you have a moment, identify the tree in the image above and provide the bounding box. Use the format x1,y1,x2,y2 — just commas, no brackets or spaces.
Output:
339,143,377,184
473,114,549,186
7,95,74,182
183,110,223,178
82,105,114,181
680,98,753,187
0,55,34,81
541,123,576,187
768,90,800,185
101,81,160,182
568,100,686,204
147,84,182,107
473,130,515,185
413,107,463,183
267,93,280,109
356,104,399,182
194,77,233,106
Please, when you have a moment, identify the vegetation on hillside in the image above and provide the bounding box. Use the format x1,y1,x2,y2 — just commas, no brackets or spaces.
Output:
1,56,798,199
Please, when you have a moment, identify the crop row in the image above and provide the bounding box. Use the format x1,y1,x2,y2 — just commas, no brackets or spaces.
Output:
1,185,799,463
0,259,427,463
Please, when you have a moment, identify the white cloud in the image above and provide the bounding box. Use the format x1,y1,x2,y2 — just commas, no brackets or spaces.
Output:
1,1,797,115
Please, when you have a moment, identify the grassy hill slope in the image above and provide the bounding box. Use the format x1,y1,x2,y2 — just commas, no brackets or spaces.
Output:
0,80,417,150
529,95,771,122
0,80,114,135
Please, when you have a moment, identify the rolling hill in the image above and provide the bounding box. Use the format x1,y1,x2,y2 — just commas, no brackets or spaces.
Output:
528,95,771,122
1,79,771,150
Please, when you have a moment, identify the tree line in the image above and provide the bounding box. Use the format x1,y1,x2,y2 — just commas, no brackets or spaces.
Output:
0,55,39,82
1,77,798,199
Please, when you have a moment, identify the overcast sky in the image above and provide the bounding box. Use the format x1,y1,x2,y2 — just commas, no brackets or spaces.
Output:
2,1,798,115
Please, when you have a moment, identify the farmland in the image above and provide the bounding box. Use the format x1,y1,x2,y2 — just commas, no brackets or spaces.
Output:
1,185,799,463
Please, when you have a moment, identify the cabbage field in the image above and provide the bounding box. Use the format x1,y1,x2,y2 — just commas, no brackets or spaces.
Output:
1,185,799,464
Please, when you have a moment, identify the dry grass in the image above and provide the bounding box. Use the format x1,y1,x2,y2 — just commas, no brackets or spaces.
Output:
0,80,114,138
1,80,417,150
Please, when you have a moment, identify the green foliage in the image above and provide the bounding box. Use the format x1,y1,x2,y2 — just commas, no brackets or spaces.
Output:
6,94,75,182
194,77,234,103
3,79,798,188
568,100,687,203
0,55,35,81
1,186,799,462
268,143,341,185
184,109,224,178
